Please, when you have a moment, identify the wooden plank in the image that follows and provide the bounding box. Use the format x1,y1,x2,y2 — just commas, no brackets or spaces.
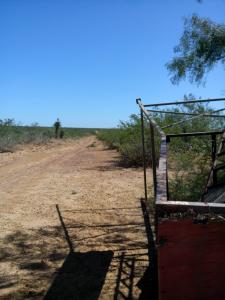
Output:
137,98,168,203
150,123,157,197
156,137,168,203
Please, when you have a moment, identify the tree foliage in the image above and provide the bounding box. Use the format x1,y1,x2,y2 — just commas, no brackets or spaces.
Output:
167,14,225,84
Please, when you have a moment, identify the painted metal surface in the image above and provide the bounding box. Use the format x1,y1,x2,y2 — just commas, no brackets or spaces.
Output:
137,98,225,300
158,218,225,300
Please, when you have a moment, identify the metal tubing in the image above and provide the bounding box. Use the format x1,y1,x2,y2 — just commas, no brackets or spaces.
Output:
150,123,157,198
211,134,217,185
141,110,148,202
143,97,225,107
137,98,166,137
156,200,225,214
167,131,222,139
161,107,225,130
147,109,225,118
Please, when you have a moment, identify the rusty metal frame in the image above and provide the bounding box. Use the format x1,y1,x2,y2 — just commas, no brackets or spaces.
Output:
143,97,225,107
137,97,225,300
136,97,225,215
147,109,225,118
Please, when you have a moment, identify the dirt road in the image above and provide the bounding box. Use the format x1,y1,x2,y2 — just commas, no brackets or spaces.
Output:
0,136,152,299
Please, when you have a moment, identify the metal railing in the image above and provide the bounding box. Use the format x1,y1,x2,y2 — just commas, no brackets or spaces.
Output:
137,97,225,300
136,97,225,213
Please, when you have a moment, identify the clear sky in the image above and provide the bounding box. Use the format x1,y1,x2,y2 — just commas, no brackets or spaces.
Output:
1,0,225,128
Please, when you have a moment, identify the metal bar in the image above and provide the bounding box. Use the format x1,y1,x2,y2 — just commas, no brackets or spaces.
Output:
156,200,225,215
214,164,225,171
136,98,166,137
141,109,148,202
150,123,157,198
143,97,225,107
211,134,217,185
162,107,225,130
204,131,225,194
217,151,225,157
147,109,225,118
167,131,223,138
137,98,168,204
155,136,168,203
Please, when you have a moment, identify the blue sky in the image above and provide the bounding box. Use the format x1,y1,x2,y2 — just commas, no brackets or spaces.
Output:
0,0,225,128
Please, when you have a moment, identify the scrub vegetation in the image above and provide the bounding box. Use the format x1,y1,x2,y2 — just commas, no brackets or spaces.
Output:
0,118,98,153
97,95,225,201
1,93,224,203
97,114,152,167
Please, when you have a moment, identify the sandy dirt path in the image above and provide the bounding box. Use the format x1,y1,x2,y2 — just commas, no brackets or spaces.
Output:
0,136,152,300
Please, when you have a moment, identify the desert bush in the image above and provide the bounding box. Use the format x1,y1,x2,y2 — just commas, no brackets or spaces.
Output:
97,114,155,167
62,127,99,139
98,94,224,200
0,136,17,152
0,119,99,152
21,129,53,144
168,148,211,201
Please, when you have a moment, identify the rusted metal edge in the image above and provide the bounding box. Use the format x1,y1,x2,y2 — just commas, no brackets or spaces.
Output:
156,200,225,215
140,109,148,202
167,131,222,139
137,98,168,203
156,137,168,203
136,98,165,138
137,98,225,206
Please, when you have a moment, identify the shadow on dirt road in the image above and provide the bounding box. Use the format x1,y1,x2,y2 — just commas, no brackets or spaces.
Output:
0,200,157,300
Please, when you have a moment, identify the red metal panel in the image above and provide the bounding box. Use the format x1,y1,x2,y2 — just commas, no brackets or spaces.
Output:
158,218,225,300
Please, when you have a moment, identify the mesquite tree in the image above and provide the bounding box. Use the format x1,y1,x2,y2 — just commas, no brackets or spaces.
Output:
167,14,225,84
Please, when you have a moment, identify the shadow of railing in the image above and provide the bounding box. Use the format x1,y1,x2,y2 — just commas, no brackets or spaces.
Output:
114,252,135,300
43,205,114,300
59,205,149,252
56,204,74,252
44,250,113,300
0,202,154,300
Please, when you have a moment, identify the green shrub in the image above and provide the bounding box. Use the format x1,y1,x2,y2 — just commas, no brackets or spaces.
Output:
98,94,224,201
0,136,17,152
97,114,155,167
168,150,211,201
0,119,100,152
119,142,143,167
